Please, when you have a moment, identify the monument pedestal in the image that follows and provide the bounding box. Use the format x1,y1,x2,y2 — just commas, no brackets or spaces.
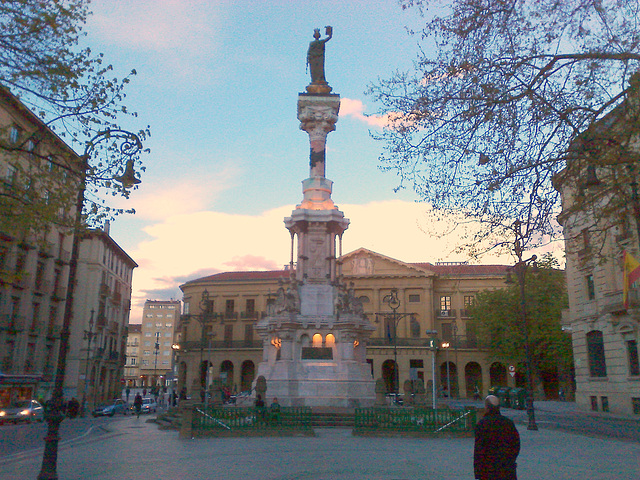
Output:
254,71,375,408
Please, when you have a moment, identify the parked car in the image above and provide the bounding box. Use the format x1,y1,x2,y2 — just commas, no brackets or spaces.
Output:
92,398,130,417
140,397,157,414
0,399,44,424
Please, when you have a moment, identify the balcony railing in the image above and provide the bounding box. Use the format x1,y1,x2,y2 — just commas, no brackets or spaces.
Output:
368,334,484,349
600,289,640,315
179,339,262,351
436,309,456,318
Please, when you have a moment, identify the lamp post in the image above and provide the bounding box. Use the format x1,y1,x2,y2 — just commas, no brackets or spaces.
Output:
452,322,459,398
38,130,143,480
153,331,160,393
377,288,414,400
442,341,450,399
80,309,96,417
510,220,539,431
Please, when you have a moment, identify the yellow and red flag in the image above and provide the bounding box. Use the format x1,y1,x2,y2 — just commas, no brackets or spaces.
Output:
623,250,640,308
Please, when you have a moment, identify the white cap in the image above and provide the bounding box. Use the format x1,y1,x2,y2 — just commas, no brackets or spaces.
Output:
485,395,500,407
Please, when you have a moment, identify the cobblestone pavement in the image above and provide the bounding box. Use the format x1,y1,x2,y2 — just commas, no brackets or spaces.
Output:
1,408,639,480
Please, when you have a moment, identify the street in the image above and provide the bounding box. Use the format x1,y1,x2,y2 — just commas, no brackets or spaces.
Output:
0,401,638,480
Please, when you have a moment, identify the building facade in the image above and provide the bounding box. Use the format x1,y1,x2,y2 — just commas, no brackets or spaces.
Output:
68,226,137,409
124,323,141,388
0,87,137,410
0,87,81,405
139,300,180,389
555,88,640,416
176,248,518,402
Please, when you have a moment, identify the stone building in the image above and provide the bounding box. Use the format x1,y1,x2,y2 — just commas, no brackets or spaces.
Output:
0,86,137,409
124,323,141,388
177,250,513,402
69,226,137,408
0,86,81,404
555,80,640,416
139,300,181,389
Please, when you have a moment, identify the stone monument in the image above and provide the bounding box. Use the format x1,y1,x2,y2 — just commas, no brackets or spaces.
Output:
254,28,375,407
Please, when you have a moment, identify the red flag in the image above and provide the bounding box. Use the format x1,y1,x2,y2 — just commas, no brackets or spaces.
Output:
623,251,640,308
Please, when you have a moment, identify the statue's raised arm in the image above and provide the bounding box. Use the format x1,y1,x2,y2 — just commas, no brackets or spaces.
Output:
307,26,333,88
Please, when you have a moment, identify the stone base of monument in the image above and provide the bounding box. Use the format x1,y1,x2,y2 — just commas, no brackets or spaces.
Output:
261,374,375,408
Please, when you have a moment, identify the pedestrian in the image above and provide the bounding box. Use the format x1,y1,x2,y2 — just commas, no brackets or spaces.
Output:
67,397,79,418
125,387,130,402
474,395,520,480
133,393,143,418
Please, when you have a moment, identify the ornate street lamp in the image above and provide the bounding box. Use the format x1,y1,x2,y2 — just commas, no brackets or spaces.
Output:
38,130,143,480
509,220,539,431
442,341,451,398
80,309,96,417
377,288,415,401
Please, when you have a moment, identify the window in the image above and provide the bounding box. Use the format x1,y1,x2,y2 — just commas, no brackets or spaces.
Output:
410,317,420,338
224,324,233,346
590,396,598,411
627,340,640,376
5,165,17,186
225,299,235,314
165,323,172,327
601,396,609,412
586,330,607,377
144,341,151,347
9,125,19,143
408,294,420,303
439,296,452,316
246,299,255,314
586,275,595,300
183,302,190,315
633,398,640,415
244,324,254,344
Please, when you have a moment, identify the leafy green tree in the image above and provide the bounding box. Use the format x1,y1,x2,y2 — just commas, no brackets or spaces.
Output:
368,0,640,250
0,0,148,238
468,255,572,393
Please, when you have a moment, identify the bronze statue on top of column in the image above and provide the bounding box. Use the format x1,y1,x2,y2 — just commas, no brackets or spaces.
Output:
306,26,333,94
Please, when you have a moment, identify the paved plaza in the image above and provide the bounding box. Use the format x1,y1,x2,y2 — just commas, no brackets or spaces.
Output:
1,407,639,480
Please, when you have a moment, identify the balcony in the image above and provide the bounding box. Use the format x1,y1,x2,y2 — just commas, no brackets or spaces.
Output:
436,309,456,318
51,284,66,301
179,339,262,350
600,289,640,316
99,283,111,297
13,272,31,290
223,311,238,321
240,311,265,320
459,309,472,318
368,334,484,349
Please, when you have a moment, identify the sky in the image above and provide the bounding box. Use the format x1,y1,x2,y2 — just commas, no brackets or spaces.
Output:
80,0,561,323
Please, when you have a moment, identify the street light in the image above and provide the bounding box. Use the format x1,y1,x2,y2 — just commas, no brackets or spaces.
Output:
442,341,450,399
508,220,539,431
38,129,143,480
80,309,96,417
377,288,414,399
153,331,160,393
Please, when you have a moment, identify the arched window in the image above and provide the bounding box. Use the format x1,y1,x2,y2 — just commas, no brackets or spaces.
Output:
312,333,323,348
325,334,335,347
586,330,607,377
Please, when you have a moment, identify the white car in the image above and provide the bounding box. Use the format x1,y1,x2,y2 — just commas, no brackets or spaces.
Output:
140,397,157,414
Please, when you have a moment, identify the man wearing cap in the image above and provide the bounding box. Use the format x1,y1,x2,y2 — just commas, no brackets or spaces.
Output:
474,395,520,480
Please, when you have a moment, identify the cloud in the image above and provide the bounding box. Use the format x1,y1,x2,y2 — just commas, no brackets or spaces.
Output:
87,0,222,80
112,161,241,221
126,199,525,322
89,0,219,53
340,98,397,128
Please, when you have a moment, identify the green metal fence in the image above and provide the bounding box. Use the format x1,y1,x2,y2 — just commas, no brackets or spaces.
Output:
354,407,477,435
192,405,314,435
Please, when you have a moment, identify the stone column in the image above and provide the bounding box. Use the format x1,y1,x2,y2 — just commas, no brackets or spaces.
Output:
298,94,340,178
